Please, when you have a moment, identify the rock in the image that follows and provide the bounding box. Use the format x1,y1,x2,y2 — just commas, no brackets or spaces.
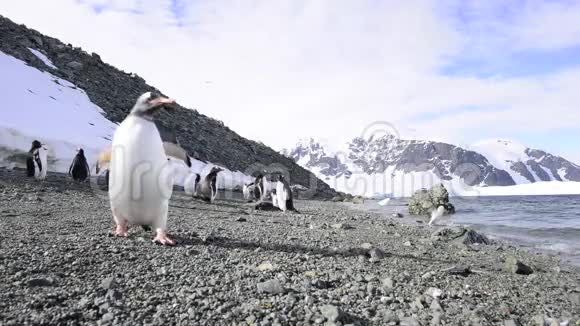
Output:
431,226,491,246
382,277,395,289
368,248,385,262
257,279,285,294
100,277,115,290
403,241,412,247
101,312,114,323
331,196,344,202
331,223,352,230
235,216,247,222
504,256,533,275
426,287,442,298
66,61,83,70
352,196,365,204
360,243,373,250
29,35,43,46
504,320,521,326
400,317,421,326
408,184,455,216
392,213,404,218
27,277,54,287
530,315,546,326
430,299,443,312
443,265,472,277
257,262,276,272
461,229,492,245
319,305,341,322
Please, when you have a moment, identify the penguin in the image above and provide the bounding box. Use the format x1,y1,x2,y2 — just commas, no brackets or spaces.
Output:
26,140,48,180
276,175,296,212
96,137,192,192
242,182,255,202
253,174,264,200
184,173,201,196
271,188,278,207
68,148,90,181
26,140,41,177
198,167,223,203
109,92,177,246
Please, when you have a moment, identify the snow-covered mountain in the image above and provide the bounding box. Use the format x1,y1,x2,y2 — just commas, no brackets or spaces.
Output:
282,137,580,197
470,140,580,184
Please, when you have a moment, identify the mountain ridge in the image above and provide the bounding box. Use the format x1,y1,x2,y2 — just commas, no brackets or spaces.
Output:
0,14,337,199
282,136,580,196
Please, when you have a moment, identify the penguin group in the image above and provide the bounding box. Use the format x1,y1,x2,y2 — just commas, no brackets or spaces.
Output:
245,173,297,213
21,92,301,247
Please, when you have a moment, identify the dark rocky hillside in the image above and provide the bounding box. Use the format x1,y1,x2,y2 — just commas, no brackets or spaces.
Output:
0,15,336,198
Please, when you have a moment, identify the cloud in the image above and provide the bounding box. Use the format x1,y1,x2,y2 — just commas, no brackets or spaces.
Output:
0,0,579,161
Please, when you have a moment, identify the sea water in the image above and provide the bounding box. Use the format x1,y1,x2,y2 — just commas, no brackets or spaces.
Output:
366,195,580,266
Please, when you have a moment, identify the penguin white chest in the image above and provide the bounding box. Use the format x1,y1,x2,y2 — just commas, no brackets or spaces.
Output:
276,181,287,211
109,116,173,226
34,148,48,180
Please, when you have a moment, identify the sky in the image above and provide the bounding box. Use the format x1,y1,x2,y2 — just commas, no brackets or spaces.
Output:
1,0,580,163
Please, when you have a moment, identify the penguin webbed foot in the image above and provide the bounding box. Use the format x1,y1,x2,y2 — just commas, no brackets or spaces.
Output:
114,224,129,237
152,231,176,246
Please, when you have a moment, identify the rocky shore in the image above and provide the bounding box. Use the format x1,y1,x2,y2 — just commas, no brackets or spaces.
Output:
0,168,579,325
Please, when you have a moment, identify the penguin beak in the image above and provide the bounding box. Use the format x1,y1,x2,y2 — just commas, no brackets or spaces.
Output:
150,97,176,108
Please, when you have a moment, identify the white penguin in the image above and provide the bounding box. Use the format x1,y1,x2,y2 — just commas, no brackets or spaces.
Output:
198,167,223,203
243,182,255,202
184,173,201,196
276,175,295,212
26,140,48,180
108,92,177,245
428,206,446,226
271,188,278,207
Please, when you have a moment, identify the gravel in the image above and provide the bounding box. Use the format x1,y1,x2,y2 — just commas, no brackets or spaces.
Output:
0,168,579,325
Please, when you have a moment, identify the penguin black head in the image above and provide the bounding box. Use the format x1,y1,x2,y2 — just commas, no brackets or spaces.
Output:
77,148,85,156
131,92,175,117
30,140,41,151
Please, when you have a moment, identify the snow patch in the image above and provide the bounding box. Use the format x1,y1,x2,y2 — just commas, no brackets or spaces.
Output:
0,50,253,190
27,48,57,69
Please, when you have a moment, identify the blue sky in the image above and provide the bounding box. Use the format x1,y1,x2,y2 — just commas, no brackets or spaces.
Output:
1,0,580,163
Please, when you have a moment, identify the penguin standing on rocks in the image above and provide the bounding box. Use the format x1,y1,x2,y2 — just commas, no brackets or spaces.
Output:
253,174,264,200
68,148,90,181
243,182,255,202
184,173,201,196
109,92,177,246
276,175,296,212
198,167,223,203
26,140,47,180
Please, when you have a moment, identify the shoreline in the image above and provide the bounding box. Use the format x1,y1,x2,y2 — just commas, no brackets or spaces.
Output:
1,169,579,325
351,198,580,269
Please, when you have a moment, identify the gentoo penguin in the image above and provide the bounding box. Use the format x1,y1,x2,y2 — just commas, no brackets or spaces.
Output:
276,175,296,212
109,92,177,245
198,167,223,203
26,140,48,180
271,188,278,207
26,140,41,177
242,182,255,202
69,148,90,181
184,173,201,196
97,138,192,191
428,206,446,226
253,174,264,200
